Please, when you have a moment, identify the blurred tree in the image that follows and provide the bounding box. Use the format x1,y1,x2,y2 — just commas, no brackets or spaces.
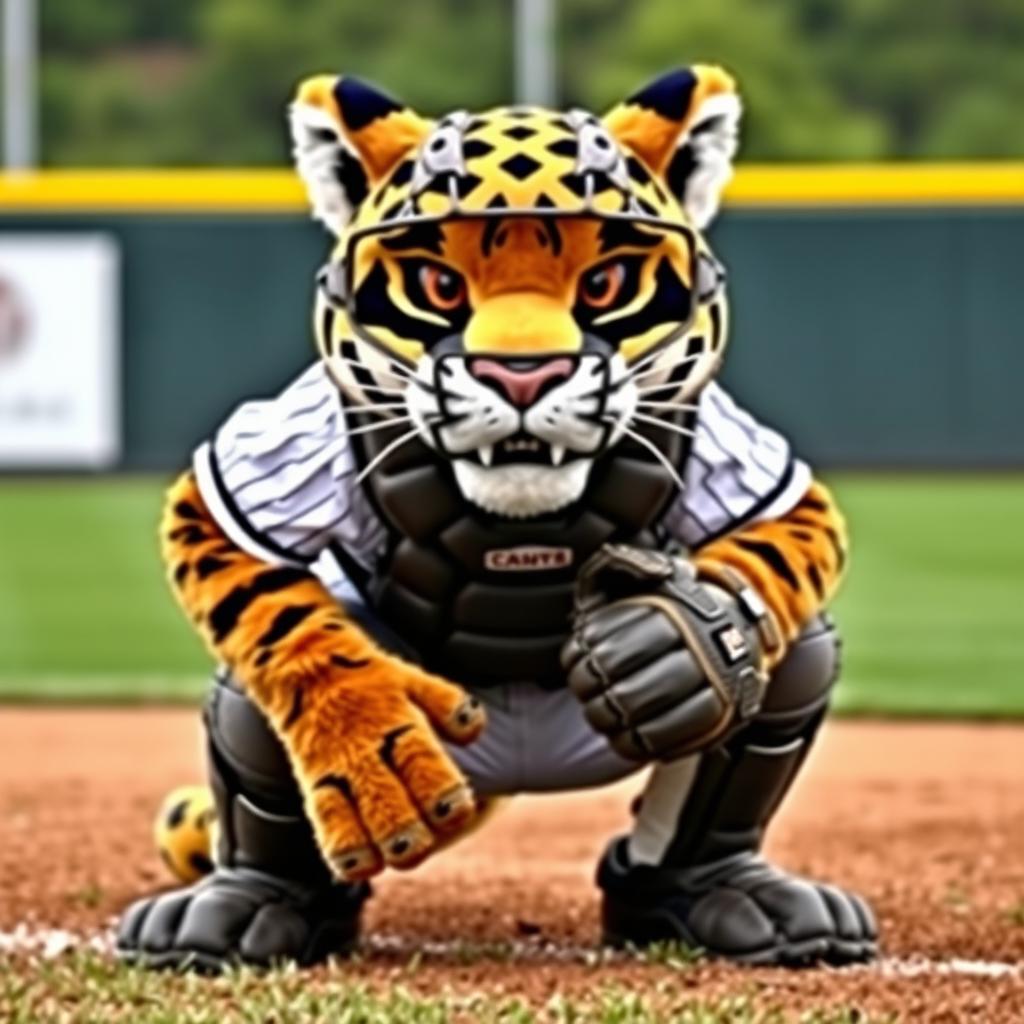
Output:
32,0,1024,166
565,0,888,159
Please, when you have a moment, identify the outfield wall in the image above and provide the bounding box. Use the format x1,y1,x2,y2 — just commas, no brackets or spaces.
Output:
1,166,1021,470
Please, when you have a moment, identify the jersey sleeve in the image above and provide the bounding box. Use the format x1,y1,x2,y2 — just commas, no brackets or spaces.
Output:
662,381,811,549
192,362,386,577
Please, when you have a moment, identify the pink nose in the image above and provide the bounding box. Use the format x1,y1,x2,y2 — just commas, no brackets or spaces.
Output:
469,357,574,408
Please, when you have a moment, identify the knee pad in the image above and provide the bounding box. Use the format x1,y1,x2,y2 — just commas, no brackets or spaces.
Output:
755,613,840,740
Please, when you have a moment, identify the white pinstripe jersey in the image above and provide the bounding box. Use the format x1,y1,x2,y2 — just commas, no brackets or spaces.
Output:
194,362,810,595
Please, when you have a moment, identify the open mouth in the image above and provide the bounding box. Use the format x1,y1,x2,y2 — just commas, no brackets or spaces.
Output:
477,432,567,468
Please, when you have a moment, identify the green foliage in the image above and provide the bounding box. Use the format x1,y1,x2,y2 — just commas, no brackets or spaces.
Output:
32,0,1024,166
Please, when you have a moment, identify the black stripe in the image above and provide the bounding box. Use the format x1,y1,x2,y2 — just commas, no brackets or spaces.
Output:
206,444,317,564
379,222,444,255
577,257,692,345
335,148,369,207
709,302,723,347
807,561,825,598
195,555,231,579
174,501,203,521
331,653,372,669
173,562,189,586
797,494,829,513
379,724,413,772
319,305,336,357
691,458,797,547
209,568,311,642
666,143,699,200
315,773,357,808
168,524,206,545
282,686,304,729
355,261,463,348
257,604,316,646
825,527,847,570
733,538,800,591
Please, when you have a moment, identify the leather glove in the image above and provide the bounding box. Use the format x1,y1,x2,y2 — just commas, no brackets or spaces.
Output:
561,544,768,762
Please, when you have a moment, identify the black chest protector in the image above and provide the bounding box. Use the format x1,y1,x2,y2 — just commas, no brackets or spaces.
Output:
341,415,693,689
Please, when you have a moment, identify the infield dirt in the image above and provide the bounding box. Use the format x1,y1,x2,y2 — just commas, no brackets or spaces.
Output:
2,709,1023,1021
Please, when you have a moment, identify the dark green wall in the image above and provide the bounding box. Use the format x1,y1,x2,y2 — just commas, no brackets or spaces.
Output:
4,207,1021,469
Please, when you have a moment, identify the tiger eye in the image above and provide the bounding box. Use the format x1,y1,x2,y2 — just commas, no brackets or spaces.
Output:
581,262,625,309
420,264,466,311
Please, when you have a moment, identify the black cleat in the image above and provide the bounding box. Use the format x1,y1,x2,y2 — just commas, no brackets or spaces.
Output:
116,867,369,972
598,838,877,967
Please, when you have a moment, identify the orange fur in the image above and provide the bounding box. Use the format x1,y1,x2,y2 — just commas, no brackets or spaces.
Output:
603,64,736,173
295,74,431,182
162,471,485,880
694,480,848,665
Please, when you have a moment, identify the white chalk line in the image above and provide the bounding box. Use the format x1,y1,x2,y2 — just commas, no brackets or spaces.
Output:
0,923,1019,980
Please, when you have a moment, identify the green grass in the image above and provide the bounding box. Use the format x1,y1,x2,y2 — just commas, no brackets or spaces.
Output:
0,474,1021,716
827,475,1024,717
0,950,895,1023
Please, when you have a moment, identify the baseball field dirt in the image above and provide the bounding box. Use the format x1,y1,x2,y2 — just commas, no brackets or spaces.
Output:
1,708,1023,1021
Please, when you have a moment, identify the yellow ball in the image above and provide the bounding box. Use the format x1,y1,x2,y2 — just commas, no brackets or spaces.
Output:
154,785,217,883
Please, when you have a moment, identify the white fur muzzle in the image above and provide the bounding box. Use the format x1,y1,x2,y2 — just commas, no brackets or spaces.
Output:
398,352,637,518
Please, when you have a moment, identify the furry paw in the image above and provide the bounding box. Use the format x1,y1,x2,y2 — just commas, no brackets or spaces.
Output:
284,662,486,881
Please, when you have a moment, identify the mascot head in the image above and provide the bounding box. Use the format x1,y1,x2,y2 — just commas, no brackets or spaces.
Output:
290,67,740,518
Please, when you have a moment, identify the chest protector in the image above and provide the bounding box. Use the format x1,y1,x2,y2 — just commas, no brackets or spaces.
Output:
343,416,692,689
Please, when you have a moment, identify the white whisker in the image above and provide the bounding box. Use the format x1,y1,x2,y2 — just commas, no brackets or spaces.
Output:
347,380,408,398
628,352,703,386
343,416,414,438
635,400,700,412
610,421,687,492
630,412,697,439
337,402,408,419
355,427,423,484
623,345,677,380
332,355,436,394
635,382,701,396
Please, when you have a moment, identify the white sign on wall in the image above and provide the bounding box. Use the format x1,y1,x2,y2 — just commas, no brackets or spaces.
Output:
0,234,120,467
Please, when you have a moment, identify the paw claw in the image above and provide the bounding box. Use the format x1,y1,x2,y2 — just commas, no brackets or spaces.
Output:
330,845,380,882
427,784,476,832
450,697,485,737
382,821,433,868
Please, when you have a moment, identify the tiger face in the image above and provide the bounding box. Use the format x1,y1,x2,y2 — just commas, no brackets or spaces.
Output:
290,68,741,518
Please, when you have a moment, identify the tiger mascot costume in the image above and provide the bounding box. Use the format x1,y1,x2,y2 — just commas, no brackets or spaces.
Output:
118,66,877,970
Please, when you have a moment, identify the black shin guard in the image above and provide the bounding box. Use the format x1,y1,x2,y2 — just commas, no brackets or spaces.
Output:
205,676,334,885
117,676,368,970
598,616,878,964
656,613,838,868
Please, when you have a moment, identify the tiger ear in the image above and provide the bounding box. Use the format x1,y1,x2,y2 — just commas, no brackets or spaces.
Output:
289,75,432,236
604,65,741,229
